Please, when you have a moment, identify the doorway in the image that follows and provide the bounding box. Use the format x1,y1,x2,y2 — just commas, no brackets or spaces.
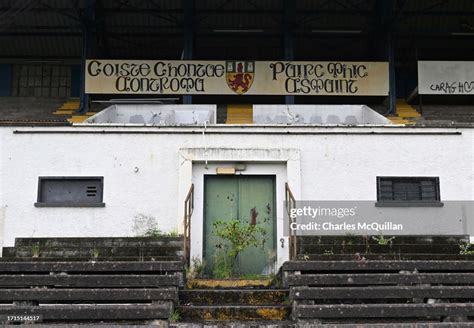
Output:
203,175,276,276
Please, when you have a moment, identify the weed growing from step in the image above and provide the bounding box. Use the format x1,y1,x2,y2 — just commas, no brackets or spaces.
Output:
240,272,275,280
144,227,163,238
90,248,100,260
372,234,396,246
323,249,334,255
132,213,180,238
459,241,474,255
169,310,181,323
31,243,40,258
188,256,206,279
132,214,161,237
212,219,265,278
168,229,179,237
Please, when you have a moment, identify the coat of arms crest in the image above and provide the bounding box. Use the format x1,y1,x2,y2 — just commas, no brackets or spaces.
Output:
226,61,255,94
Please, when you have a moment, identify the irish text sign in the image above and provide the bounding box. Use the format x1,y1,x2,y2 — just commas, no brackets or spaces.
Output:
85,60,389,96
418,61,474,95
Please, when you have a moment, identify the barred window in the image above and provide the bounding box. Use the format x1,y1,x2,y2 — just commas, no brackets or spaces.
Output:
376,177,441,206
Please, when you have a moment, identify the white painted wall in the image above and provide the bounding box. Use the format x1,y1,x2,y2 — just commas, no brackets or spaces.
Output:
0,126,473,266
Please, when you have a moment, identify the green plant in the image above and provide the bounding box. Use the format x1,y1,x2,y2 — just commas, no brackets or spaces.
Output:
241,273,275,280
31,244,40,258
459,241,474,255
188,256,206,279
372,235,395,246
213,251,233,278
168,229,179,237
212,219,265,277
301,254,310,261
169,310,181,323
323,249,334,255
363,235,371,253
91,248,100,259
144,227,163,238
132,215,180,238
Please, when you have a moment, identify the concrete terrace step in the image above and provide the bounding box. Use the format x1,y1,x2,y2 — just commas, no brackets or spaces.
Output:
14,236,183,247
293,323,474,328
22,322,474,327
7,245,183,258
297,236,466,244
282,260,474,272
0,273,180,287
171,322,296,328
0,254,181,262
285,272,474,286
298,243,461,254
178,305,291,322
0,260,184,272
5,237,184,261
296,253,474,261
179,279,289,322
0,303,172,322
0,287,178,302
290,285,474,301
175,324,474,328
294,303,474,320
186,278,274,289
180,289,288,306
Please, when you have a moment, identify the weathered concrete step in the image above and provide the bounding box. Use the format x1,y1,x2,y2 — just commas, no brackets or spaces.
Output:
0,260,184,272
180,290,288,305
14,237,183,247
0,274,179,287
186,279,274,289
178,305,291,322
297,236,466,245
0,287,178,302
14,322,474,328
298,244,461,254
294,323,474,328
285,272,474,287
1,247,14,257
294,303,474,319
282,260,474,272
170,322,296,328
298,254,474,261
10,246,183,258
0,303,171,321
0,255,182,262
291,286,474,300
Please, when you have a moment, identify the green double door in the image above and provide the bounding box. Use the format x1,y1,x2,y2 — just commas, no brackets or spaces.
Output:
204,175,276,276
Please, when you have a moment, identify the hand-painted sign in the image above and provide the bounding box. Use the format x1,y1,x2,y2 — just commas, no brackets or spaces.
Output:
85,60,389,96
418,61,474,95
